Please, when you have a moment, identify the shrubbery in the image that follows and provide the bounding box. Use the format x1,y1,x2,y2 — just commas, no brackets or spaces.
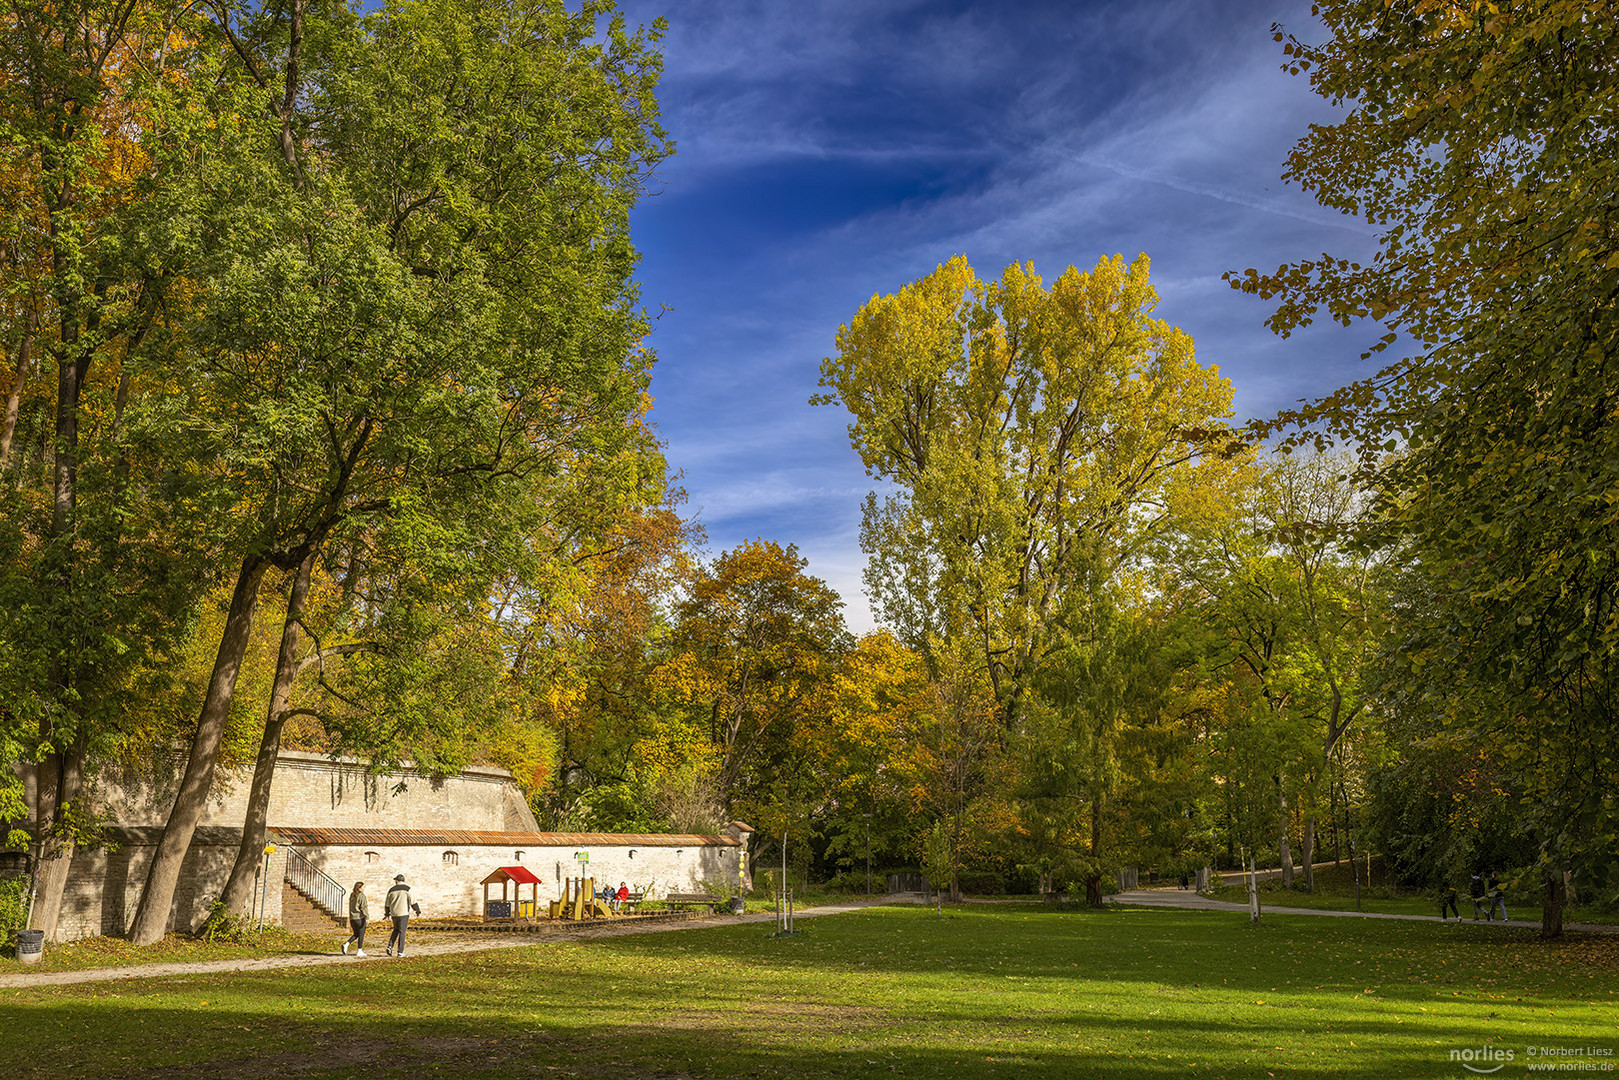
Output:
954,870,1006,895
0,876,28,951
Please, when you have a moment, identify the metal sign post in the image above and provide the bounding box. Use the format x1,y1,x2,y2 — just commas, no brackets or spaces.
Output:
258,843,276,933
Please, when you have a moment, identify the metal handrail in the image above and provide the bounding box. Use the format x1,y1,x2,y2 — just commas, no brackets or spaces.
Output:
285,847,347,919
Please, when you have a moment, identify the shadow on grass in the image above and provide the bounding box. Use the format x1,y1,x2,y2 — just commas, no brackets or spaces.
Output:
2,906,1613,1080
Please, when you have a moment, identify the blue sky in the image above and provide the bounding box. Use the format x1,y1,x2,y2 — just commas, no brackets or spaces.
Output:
617,0,1378,632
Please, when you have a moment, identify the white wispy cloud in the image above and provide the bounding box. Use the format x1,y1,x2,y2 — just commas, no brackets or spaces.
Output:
624,0,1376,630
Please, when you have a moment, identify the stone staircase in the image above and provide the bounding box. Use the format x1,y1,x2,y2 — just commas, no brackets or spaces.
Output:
281,880,347,934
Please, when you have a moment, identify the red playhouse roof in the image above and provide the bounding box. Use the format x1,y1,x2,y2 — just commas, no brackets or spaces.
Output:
480,865,542,886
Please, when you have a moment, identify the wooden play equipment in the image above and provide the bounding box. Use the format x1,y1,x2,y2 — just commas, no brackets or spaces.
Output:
480,865,542,919
552,876,611,919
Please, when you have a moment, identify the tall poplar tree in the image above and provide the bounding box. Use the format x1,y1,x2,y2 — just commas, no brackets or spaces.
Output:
819,254,1243,903
818,254,1239,725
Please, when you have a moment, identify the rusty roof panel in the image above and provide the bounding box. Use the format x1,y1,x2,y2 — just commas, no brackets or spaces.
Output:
267,827,740,848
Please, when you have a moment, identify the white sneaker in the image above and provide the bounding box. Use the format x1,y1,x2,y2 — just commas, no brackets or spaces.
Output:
355,949,367,957
342,941,350,955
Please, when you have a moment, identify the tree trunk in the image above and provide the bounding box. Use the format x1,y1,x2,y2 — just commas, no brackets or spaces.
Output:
1300,816,1315,893
948,806,963,902
1278,775,1294,888
27,740,85,941
29,298,93,938
126,557,266,945
220,552,315,916
0,307,35,467
1328,776,1341,864
1087,798,1105,908
1541,866,1565,940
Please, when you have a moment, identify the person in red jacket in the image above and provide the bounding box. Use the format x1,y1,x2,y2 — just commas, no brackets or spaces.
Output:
615,882,630,913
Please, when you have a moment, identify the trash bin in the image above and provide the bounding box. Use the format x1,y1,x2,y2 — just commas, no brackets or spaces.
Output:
728,896,745,915
15,929,44,965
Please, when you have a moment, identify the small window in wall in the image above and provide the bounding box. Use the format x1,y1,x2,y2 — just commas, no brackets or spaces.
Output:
364,851,381,864
628,850,636,859
514,850,525,862
443,851,459,865
675,849,683,858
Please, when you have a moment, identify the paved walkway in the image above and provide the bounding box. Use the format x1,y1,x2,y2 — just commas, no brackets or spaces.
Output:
0,899,887,990
1107,887,1616,932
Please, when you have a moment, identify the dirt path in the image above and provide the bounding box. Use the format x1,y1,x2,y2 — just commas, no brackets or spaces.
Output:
0,899,887,990
1107,887,1616,932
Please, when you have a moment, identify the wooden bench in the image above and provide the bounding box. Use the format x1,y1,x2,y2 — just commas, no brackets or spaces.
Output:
664,892,721,912
618,891,644,914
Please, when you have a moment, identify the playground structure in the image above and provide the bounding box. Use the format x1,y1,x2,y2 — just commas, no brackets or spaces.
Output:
549,876,613,920
480,866,543,919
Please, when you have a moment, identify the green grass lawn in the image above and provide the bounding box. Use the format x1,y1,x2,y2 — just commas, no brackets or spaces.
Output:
4,903,1616,1079
1207,861,1619,925
2,927,373,974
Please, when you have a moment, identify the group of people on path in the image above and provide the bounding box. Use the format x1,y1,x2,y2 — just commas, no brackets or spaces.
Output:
341,875,421,957
1439,872,1509,921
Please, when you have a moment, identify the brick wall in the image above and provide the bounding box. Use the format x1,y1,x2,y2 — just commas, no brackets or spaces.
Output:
43,753,750,941
53,830,285,943
91,751,539,834
307,839,744,919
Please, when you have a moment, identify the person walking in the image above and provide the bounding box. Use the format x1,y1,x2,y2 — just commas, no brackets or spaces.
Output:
1469,872,1487,920
1439,883,1459,920
384,874,420,956
342,881,369,956
1488,872,1508,922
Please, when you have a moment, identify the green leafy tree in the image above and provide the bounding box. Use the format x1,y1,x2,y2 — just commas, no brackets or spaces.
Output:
1235,1,1619,935
819,253,1242,901
659,540,849,819
120,0,671,944
818,254,1240,726
0,0,224,939
1174,454,1384,889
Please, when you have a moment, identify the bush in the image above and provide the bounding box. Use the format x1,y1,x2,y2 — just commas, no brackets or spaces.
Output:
753,868,814,896
820,870,872,894
955,870,1006,896
0,876,28,952
697,877,739,903
1005,865,1040,895
198,900,248,943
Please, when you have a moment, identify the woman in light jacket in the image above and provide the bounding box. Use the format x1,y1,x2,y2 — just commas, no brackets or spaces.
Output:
342,881,369,956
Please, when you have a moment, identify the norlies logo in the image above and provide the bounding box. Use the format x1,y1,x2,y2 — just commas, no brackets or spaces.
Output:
1452,1046,1516,1074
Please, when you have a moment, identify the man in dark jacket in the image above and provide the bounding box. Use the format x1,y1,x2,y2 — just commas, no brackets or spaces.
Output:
384,874,420,956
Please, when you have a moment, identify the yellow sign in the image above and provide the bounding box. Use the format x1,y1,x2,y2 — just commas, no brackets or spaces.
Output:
263,844,277,854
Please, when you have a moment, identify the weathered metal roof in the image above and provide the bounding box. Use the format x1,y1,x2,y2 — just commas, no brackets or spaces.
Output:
267,827,740,848
109,826,246,845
